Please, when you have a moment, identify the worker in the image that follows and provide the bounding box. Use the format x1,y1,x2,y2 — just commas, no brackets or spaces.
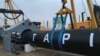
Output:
11,32,22,55
11,32,16,54
15,32,22,55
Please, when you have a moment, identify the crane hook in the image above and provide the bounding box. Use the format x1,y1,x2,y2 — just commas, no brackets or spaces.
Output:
62,0,67,4
62,0,67,9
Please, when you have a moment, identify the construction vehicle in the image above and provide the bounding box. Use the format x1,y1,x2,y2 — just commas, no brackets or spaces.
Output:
67,0,98,29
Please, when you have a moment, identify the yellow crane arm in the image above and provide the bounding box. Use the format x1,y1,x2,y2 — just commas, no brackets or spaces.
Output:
70,0,77,29
86,0,97,28
5,0,19,24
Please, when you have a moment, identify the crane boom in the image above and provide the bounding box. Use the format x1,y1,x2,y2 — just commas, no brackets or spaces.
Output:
86,0,97,28
70,0,77,29
5,0,19,24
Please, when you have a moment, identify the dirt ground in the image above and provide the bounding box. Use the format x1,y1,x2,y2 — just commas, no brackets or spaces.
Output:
0,41,85,56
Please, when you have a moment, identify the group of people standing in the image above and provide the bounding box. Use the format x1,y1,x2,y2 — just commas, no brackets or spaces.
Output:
11,32,22,55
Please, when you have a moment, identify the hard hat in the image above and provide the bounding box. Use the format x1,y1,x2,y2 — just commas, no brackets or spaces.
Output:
17,33,20,35
12,32,15,34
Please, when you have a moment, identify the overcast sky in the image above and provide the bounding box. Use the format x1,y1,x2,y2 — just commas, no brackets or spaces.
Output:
0,0,100,27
